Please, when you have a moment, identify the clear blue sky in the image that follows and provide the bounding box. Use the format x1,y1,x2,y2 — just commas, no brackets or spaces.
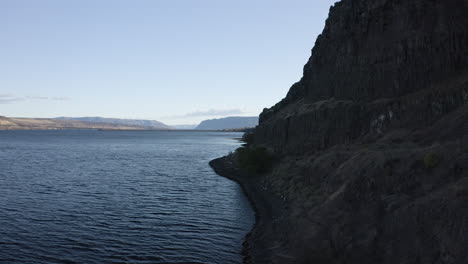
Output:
1,0,337,125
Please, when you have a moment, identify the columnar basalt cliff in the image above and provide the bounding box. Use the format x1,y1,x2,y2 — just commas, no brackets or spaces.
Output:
257,0,468,154
211,0,468,263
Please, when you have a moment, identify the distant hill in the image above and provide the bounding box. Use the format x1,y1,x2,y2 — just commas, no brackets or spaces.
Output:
0,116,172,130
172,124,198,130
195,116,258,130
55,117,172,130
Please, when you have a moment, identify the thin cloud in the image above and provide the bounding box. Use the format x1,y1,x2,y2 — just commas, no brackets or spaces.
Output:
180,108,244,118
0,95,24,104
26,96,50,100
0,94,71,104
51,97,71,101
163,108,245,119
27,96,71,101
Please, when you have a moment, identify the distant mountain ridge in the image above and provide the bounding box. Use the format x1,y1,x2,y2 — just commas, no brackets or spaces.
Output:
55,117,172,130
0,116,172,130
172,124,198,130
195,116,258,130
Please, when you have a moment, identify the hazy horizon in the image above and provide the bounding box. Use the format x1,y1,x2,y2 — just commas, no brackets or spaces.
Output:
1,0,337,125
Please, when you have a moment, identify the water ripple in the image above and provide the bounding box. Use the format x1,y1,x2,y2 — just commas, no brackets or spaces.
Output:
0,130,254,264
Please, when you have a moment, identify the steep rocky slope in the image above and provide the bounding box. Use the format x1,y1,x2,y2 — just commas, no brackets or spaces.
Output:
257,0,468,154
211,0,468,263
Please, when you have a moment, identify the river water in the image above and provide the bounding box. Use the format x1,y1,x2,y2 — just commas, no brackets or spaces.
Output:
0,130,254,264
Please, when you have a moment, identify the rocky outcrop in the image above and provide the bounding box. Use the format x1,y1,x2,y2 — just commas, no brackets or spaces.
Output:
256,75,468,154
212,0,468,263
257,0,468,154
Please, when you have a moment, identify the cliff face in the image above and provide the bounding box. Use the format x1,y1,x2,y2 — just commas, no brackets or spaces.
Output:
256,0,468,154
218,0,468,263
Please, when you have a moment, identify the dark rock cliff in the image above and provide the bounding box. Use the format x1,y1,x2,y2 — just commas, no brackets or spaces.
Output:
215,0,468,263
256,0,468,154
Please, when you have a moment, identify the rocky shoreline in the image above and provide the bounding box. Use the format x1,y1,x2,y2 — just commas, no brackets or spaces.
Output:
211,117,468,263
209,156,289,264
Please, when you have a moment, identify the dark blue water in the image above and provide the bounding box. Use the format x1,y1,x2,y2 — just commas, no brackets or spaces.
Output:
0,130,254,264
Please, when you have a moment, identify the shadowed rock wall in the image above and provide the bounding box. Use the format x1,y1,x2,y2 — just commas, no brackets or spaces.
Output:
237,1,468,263
256,0,468,154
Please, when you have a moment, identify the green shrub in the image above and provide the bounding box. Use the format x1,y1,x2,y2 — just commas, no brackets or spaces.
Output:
423,153,439,169
236,147,273,174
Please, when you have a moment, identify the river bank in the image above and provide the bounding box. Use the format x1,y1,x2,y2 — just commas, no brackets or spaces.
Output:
211,112,468,263
210,155,291,264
